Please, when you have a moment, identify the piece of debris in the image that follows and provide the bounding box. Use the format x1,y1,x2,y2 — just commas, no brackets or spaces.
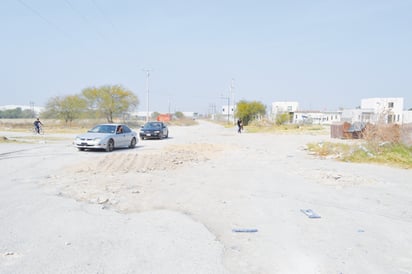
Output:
97,198,109,204
4,252,14,256
333,175,342,180
300,209,321,218
232,228,258,233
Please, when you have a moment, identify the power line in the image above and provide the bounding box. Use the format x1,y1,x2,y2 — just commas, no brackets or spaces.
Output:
63,0,107,41
17,0,72,39
90,0,117,32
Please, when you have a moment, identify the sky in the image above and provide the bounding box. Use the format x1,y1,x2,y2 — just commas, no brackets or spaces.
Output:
1,0,412,114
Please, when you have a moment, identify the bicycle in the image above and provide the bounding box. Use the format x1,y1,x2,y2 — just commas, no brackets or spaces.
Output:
33,125,44,135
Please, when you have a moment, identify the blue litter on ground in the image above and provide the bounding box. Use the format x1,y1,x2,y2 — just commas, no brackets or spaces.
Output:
300,209,321,218
232,228,258,233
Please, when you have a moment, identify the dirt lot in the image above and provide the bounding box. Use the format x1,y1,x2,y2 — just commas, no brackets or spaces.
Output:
1,120,412,274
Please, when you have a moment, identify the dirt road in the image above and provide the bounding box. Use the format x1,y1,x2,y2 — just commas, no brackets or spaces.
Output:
1,120,412,273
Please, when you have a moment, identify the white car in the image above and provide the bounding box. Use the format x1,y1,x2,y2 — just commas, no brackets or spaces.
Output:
74,124,138,152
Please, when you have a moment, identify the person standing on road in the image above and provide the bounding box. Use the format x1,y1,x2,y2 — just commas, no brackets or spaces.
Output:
237,119,243,133
33,118,43,134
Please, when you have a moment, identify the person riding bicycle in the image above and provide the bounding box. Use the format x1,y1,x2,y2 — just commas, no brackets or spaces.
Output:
33,118,43,134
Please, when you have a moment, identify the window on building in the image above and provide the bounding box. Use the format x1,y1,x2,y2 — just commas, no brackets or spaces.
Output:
388,102,394,108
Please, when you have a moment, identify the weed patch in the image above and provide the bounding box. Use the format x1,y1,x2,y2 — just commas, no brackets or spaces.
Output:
307,141,412,169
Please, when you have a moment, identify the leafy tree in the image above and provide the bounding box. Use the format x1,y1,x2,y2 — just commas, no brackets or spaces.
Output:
151,111,160,120
43,95,87,125
174,111,184,119
235,100,266,125
82,85,139,123
0,108,34,118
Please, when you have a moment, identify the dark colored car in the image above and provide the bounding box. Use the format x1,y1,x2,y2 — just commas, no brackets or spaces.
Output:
139,122,169,140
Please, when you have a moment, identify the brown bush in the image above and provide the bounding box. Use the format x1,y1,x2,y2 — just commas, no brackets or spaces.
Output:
363,124,401,151
401,124,412,146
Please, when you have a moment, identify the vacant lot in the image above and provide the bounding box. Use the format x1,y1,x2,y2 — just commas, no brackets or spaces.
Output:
1,120,412,274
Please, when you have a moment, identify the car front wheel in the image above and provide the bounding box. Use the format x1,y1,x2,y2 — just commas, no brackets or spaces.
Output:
129,137,136,148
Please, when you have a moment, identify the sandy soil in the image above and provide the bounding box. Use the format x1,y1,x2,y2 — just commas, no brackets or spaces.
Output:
1,120,412,274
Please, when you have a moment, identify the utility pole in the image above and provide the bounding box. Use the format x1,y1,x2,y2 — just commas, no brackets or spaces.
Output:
143,68,152,122
168,98,171,114
230,78,235,124
29,101,35,118
220,94,230,124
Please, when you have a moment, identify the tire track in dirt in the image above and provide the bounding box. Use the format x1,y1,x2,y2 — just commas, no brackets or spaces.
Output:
67,143,226,174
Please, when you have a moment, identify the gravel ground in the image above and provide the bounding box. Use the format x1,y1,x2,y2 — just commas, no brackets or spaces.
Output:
1,120,412,274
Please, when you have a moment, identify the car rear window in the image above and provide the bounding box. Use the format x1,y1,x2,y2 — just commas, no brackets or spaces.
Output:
146,122,161,128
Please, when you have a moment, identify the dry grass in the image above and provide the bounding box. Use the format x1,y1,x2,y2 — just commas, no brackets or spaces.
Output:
307,140,412,169
167,118,198,126
246,120,327,134
306,123,412,169
206,119,328,134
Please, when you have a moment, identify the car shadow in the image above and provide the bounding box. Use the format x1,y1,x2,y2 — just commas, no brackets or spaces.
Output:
140,136,173,141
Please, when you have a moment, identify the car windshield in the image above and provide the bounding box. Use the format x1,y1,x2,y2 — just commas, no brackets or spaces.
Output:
89,125,116,134
144,122,162,129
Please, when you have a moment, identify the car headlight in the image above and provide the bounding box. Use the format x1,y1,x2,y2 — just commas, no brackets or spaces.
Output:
93,138,101,143
154,130,160,133
75,137,81,142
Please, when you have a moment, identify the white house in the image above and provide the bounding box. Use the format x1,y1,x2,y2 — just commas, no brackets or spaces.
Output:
293,111,342,125
403,110,412,124
181,112,199,119
271,101,299,116
361,97,404,124
341,108,375,123
221,104,235,116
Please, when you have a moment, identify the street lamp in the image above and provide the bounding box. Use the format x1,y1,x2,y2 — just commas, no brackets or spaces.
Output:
143,68,152,122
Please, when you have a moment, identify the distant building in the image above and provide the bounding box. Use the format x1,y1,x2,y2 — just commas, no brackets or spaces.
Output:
221,104,235,116
181,112,198,119
271,101,299,118
129,111,154,120
361,97,404,124
403,110,412,124
341,108,375,124
294,111,342,125
220,104,235,122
